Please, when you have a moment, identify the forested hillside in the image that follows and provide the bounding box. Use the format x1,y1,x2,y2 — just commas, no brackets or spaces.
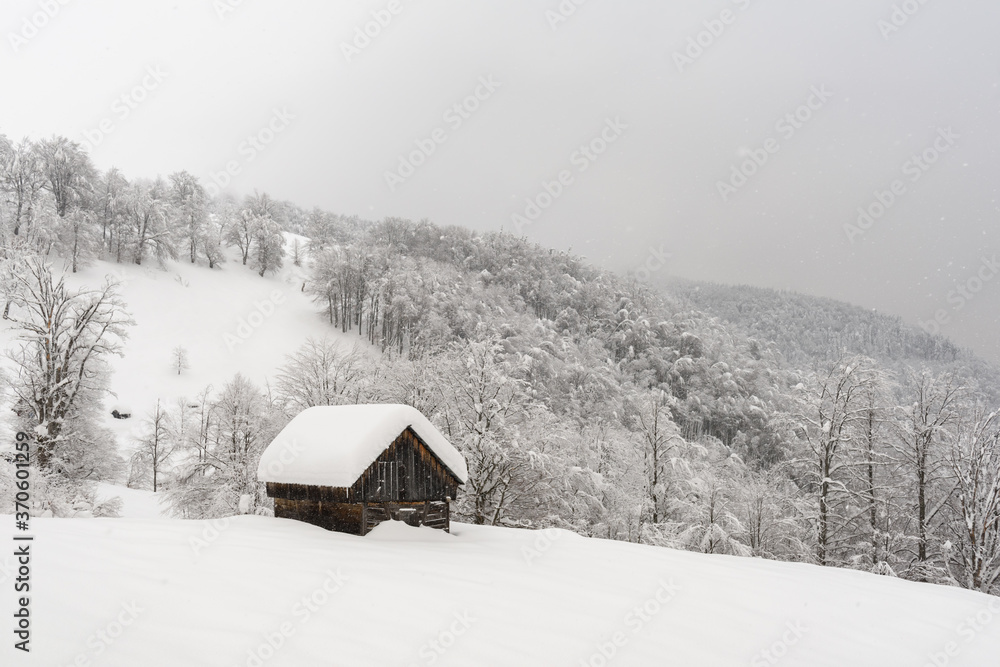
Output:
667,279,1000,404
1,132,999,598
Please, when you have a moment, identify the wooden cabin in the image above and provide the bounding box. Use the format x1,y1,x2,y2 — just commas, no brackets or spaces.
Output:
257,404,467,535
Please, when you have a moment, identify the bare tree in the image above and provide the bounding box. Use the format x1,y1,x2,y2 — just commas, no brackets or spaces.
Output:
133,400,175,492
794,356,879,566
172,345,190,375
847,374,900,569
6,259,132,468
435,339,539,525
621,389,687,526
168,374,274,518
891,371,962,565
274,339,367,411
947,409,1000,594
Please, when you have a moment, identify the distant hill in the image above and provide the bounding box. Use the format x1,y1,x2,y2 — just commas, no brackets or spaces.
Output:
663,277,1000,400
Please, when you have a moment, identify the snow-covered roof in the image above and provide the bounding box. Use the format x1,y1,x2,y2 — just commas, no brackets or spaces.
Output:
257,404,467,486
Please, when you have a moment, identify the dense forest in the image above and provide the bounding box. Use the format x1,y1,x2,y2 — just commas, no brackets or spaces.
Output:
1,133,998,598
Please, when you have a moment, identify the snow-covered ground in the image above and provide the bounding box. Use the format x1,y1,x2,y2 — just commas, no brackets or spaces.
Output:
0,235,369,449
2,498,999,666
94,482,169,519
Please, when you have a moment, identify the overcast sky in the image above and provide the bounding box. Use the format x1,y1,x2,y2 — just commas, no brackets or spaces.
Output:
2,0,997,362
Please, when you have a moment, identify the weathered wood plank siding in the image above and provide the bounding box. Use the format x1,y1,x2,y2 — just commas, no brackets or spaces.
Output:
273,499,364,534
265,427,461,534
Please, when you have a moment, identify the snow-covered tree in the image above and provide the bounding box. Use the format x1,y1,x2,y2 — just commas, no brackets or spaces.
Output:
891,371,962,568
227,208,259,266
735,466,812,560
53,207,99,273
672,457,752,556
620,389,688,527
168,170,207,264
172,345,190,375
0,233,32,319
792,356,880,566
168,375,279,518
93,167,128,253
6,259,132,469
202,210,228,269
0,136,46,237
250,213,285,277
435,338,540,525
131,400,175,492
946,409,1000,594
275,339,368,412
34,135,97,218
123,179,176,266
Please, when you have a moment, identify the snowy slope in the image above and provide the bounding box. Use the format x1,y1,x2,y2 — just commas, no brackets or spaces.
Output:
1,511,998,667
0,235,369,447
94,482,170,519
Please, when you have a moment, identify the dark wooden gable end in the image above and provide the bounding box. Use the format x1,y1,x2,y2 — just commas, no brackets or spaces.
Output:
266,427,462,535
353,426,462,502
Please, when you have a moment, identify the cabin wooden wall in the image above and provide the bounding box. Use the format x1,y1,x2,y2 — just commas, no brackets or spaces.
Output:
265,427,461,535
272,499,451,535
273,499,363,534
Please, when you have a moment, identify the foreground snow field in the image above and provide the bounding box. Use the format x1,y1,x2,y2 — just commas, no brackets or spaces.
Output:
2,509,999,666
